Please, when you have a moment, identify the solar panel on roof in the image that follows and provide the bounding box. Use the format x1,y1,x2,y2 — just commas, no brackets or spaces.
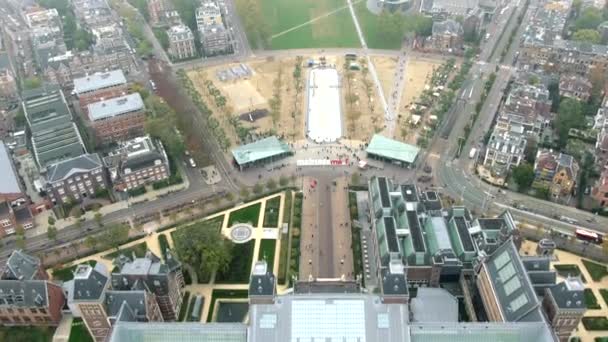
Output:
504,277,521,296
509,293,529,313
493,251,511,270
498,263,516,282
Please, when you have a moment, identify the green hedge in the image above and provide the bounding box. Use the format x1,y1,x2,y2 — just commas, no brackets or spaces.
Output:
582,259,608,282
258,239,277,272
102,242,148,260
127,186,147,197
582,317,608,330
178,291,191,321
278,191,292,285
263,196,281,227
52,260,97,281
586,289,601,310
68,318,93,342
152,175,183,190
158,234,170,260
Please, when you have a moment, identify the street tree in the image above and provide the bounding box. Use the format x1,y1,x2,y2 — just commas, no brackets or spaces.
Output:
351,173,361,186
253,182,264,195
225,192,235,202
94,212,103,228
85,236,98,251
267,178,277,191
103,224,130,251
572,29,601,44
47,225,58,241
15,235,26,249
173,221,232,279
279,175,289,187
574,8,603,30
239,186,250,199
512,163,535,191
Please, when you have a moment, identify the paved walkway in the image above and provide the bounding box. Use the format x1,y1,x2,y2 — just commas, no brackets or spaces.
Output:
385,40,410,137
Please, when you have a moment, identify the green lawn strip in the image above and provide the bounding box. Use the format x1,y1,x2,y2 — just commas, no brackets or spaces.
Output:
52,260,97,281
586,288,602,310
0,326,55,342
215,240,255,283
348,191,363,281
582,259,608,282
206,289,249,322
288,192,303,286
582,316,608,331
178,291,191,321
554,264,587,283
69,318,94,342
228,203,262,226
158,233,170,260
263,196,281,227
600,289,608,307
277,191,292,285
102,241,148,260
595,337,608,342
258,239,277,272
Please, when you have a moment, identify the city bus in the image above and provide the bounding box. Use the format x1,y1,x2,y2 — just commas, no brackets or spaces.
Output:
575,228,603,244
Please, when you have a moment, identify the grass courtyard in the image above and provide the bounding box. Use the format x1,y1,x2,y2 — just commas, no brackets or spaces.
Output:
227,203,262,226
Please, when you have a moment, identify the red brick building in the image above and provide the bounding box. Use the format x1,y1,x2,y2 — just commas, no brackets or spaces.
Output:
72,70,128,116
87,93,145,145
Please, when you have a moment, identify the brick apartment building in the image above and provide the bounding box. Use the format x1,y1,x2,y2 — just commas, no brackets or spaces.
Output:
86,93,145,145
542,277,586,342
66,263,112,342
104,136,170,191
72,70,128,115
45,153,109,206
167,25,197,60
111,251,184,321
0,250,63,327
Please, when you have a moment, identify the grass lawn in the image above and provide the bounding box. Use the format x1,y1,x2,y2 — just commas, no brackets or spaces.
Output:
52,260,97,281
600,289,608,307
354,1,400,50
69,318,94,342
596,338,608,342
103,241,148,260
254,0,360,49
582,259,608,282
263,196,281,227
0,326,55,342
258,239,277,272
554,264,587,283
206,289,249,322
586,289,602,310
582,316,608,330
228,203,262,226
158,233,170,260
215,240,255,283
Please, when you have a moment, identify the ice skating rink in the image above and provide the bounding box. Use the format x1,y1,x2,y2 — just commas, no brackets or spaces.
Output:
306,68,342,143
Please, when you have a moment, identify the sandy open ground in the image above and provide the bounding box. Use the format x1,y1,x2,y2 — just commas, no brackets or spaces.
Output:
186,54,443,145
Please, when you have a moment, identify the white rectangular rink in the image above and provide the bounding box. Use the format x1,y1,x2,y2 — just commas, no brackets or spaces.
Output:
306,68,342,143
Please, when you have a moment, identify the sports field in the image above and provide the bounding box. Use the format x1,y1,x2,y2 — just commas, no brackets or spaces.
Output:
258,0,361,49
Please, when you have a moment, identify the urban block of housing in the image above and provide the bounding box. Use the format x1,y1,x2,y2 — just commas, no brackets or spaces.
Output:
469,0,608,208
0,69,171,237
148,0,233,59
0,181,586,342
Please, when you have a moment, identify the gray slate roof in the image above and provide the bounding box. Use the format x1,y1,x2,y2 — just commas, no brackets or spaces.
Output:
71,263,109,301
548,277,585,310
0,280,49,307
46,153,103,183
87,93,144,122
106,290,148,320
0,141,22,195
483,240,540,322
411,288,458,322
2,250,41,281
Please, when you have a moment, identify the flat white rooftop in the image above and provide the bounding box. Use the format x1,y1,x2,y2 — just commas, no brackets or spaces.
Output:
306,68,342,143
88,93,144,121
